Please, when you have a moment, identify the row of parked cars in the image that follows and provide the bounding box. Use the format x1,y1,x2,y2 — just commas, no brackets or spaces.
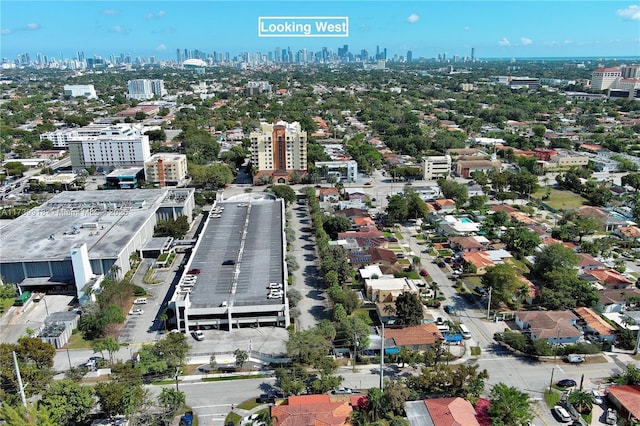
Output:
554,381,616,424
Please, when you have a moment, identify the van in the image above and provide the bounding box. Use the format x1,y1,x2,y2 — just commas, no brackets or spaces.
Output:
553,405,571,423
459,324,472,339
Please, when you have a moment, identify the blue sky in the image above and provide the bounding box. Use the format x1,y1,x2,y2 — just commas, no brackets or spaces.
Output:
2,1,639,60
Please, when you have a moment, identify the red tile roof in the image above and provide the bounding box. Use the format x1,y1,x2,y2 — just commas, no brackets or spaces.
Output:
274,395,352,426
585,269,633,286
425,397,481,426
573,307,616,336
385,323,443,347
606,385,640,420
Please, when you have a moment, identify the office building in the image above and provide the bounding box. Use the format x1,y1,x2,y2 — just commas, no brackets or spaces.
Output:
591,67,622,91
250,121,307,184
127,79,166,100
145,153,189,187
63,84,97,99
0,189,195,301
620,65,640,79
68,123,151,171
170,193,289,331
315,160,359,183
423,155,452,180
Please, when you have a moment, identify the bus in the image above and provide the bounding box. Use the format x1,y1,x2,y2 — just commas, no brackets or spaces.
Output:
459,324,472,339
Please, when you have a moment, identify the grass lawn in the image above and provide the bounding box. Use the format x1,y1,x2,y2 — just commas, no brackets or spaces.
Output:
353,308,377,326
0,298,14,315
544,391,560,408
66,332,99,350
237,400,261,410
224,412,242,426
531,188,587,211
463,276,482,286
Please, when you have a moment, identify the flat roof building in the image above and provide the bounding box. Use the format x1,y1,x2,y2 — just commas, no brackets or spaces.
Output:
423,155,451,180
170,193,289,331
144,153,188,187
0,189,195,301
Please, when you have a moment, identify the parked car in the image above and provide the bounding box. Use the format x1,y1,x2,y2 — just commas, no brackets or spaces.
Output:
333,387,353,394
133,297,148,304
193,330,205,341
222,259,236,265
553,405,572,423
130,308,144,315
557,379,577,388
187,268,201,275
268,282,283,289
605,408,617,425
437,261,446,268
566,354,585,364
419,269,429,276
444,305,457,315
267,293,282,299
591,389,603,405
436,317,444,325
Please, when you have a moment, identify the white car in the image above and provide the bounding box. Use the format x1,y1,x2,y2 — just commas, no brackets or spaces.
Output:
591,389,603,405
130,308,144,315
268,282,283,289
193,330,205,341
133,298,147,304
267,293,282,299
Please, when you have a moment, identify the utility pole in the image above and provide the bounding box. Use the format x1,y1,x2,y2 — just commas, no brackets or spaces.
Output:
352,333,358,372
634,327,640,355
486,286,492,320
379,323,384,390
12,351,27,407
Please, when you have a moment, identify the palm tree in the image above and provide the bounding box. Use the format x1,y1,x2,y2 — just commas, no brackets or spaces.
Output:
350,410,368,426
252,409,277,426
568,389,594,414
366,388,386,422
383,304,396,317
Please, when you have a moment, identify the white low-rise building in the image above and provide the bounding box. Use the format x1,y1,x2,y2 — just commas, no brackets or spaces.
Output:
423,155,451,180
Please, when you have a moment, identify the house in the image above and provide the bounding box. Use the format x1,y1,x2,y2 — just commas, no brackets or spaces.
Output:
573,307,617,343
596,287,640,313
517,275,538,305
405,397,481,426
577,253,605,272
606,385,640,424
514,311,581,344
385,323,443,351
455,159,501,179
434,199,456,213
338,228,386,249
448,236,485,253
358,264,384,279
462,251,495,275
364,277,420,303
615,225,640,241
319,187,340,202
575,206,626,232
580,269,634,289
344,188,367,201
367,247,399,266
271,394,352,426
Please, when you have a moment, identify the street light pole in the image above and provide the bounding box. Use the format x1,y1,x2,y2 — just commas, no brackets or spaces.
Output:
486,286,492,320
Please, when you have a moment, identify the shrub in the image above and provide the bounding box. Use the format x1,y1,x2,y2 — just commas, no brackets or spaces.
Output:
133,285,146,296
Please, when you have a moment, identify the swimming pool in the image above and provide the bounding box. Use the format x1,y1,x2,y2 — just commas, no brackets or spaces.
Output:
459,217,473,224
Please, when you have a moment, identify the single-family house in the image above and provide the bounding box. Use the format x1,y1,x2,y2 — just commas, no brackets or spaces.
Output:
364,277,420,303
606,385,640,424
449,236,485,253
344,188,367,201
319,187,340,202
385,323,443,351
577,253,605,272
514,311,581,344
596,288,640,313
615,225,640,242
580,269,634,289
367,247,399,266
271,394,353,426
405,397,481,426
573,307,617,343
463,251,495,275
434,199,457,213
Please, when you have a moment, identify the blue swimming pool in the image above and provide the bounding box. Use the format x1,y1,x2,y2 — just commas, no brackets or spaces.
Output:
459,217,473,224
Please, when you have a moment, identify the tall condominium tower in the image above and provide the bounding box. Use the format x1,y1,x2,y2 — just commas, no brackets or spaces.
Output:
250,121,307,184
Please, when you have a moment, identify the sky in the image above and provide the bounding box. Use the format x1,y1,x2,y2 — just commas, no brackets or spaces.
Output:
1,0,639,61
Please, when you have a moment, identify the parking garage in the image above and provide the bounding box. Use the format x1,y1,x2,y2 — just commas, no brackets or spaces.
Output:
170,193,289,331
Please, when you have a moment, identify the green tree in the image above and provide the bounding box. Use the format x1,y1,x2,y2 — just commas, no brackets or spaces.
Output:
568,389,594,414
336,316,370,352
365,387,386,422
93,337,120,365
394,292,423,326
0,403,55,426
286,327,333,364
94,380,145,418
269,185,297,205
383,380,410,417
158,388,186,414
481,264,525,309
322,215,352,239
234,348,248,369
488,382,534,426
532,243,579,278
40,379,95,425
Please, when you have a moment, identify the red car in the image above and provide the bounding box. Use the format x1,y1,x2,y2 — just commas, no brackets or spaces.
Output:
419,269,429,276
188,268,201,275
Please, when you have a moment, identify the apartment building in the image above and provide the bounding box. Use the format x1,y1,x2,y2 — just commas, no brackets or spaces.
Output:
250,121,307,184
423,155,452,180
40,124,108,149
68,123,151,171
314,160,358,183
63,84,97,99
127,79,166,100
144,153,188,187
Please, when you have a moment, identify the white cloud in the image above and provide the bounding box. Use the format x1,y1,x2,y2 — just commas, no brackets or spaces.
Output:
156,44,167,52
1,28,13,35
146,10,166,19
564,40,573,45
101,9,119,15
23,23,41,31
616,5,640,20
464,25,470,31
520,37,533,46
498,38,511,46
407,13,419,23
110,26,130,34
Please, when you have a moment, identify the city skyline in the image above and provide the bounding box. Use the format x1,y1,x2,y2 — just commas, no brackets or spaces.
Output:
2,1,640,61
